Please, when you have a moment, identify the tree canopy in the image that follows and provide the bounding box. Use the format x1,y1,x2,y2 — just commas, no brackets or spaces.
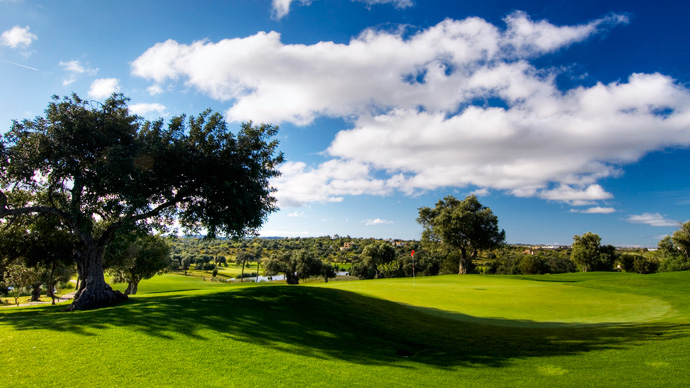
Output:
0,93,283,310
105,231,171,295
571,232,601,272
417,195,505,274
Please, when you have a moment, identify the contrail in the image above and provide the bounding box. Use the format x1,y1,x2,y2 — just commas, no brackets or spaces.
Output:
2,60,39,71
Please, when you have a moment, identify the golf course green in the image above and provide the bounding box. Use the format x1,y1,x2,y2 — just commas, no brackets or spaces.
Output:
1,272,689,387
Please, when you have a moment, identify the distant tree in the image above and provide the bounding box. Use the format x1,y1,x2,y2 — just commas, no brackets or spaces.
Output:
672,221,690,259
105,232,171,295
320,262,336,282
0,93,283,310
657,227,690,272
263,249,323,284
235,250,255,282
352,242,396,279
4,263,41,306
571,232,601,272
181,257,192,275
417,195,505,274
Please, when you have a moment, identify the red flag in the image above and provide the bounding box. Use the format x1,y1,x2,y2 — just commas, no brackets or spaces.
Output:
411,250,415,257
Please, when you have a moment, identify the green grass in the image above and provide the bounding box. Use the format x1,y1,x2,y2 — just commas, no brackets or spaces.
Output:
2,272,689,387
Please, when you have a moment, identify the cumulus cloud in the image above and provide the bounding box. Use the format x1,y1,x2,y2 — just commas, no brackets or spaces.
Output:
1,25,37,48
129,102,167,117
271,0,311,19
88,78,120,99
131,13,690,208
59,60,98,86
627,213,678,227
288,211,306,217
364,218,393,226
273,159,393,207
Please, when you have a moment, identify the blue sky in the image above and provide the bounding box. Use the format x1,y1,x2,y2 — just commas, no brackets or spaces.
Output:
2,0,690,246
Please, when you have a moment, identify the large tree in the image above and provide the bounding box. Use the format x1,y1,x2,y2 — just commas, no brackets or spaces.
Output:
0,94,283,310
417,195,505,274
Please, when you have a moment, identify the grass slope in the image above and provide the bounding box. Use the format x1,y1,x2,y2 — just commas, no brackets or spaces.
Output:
1,272,689,387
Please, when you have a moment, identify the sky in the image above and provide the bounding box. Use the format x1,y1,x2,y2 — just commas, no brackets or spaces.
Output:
1,0,690,246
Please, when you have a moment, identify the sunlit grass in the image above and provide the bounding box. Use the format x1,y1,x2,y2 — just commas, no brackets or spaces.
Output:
2,272,689,387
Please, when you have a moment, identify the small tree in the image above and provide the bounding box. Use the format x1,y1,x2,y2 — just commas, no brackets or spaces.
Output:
320,262,336,282
571,232,601,272
4,263,41,306
353,242,396,279
672,221,690,259
235,250,255,282
417,195,505,274
263,249,323,284
105,232,171,295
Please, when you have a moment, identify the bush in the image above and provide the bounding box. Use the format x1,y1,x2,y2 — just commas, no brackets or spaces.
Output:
618,254,659,274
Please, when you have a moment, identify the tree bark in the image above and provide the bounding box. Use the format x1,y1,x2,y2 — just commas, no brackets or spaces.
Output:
286,272,299,284
30,283,42,302
67,244,127,311
125,280,139,295
458,248,467,275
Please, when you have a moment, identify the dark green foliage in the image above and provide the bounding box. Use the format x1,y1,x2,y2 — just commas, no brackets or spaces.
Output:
417,195,505,274
263,249,324,284
487,248,575,275
0,93,282,310
351,242,397,279
617,253,659,274
570,232,615,272
105,231,171,295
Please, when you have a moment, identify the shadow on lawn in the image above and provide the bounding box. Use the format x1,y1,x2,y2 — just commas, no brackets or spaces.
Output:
2,286,688,369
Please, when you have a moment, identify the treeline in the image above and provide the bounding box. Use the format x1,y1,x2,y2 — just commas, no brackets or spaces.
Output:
168,220,690,281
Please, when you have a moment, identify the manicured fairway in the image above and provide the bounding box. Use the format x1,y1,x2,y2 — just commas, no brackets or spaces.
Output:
318,274,674,326
1,272,689,387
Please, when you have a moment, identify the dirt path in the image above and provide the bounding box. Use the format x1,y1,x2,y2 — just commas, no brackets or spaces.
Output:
1,291,77,308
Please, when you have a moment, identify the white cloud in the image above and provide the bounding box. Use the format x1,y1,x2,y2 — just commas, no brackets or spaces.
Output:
538,185,613,205
364,218,393,226
288,211,306,218
131,13,690,208
626,213,678,227
147,84,164,95
273,159,392,207
133,13,621,125
470,188,491,197
88,78,120,99
129,103,167,117
571,207,616,214
354,0,413,9
271,0,311,19
59,60,98,86
1,25,36,49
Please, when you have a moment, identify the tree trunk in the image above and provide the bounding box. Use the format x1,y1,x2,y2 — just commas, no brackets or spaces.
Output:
49,261,57,305
67,245,127,311
458,248,467,275
125,280,139,295
286,272,299,284
30,283,42,301
241,261,245,282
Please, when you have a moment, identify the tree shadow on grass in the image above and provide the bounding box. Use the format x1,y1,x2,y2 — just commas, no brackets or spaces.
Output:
2,285,688,369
